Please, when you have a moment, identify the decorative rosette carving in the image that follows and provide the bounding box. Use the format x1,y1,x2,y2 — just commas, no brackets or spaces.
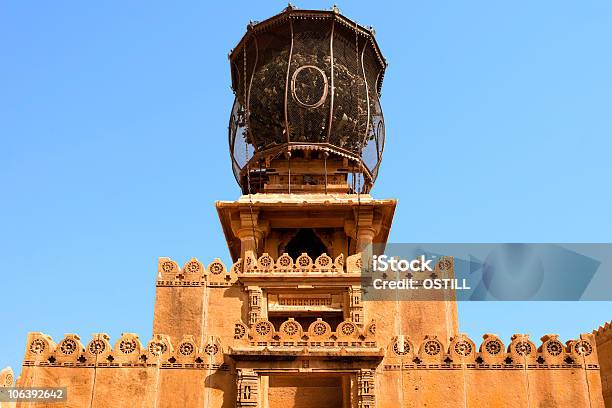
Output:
479,334,505,363
257,253,274,271
252,320,275,340
114,333,142,363
336,320,358,340
197,336,223,365
55,334,84,362
207,259,226,275
158,257,179,280
365,320,376,338
29,339,46,355
182,258,203,281
573,339,593,357
540,334,565,362
508,334,536,361
179,342,195,356
390,336,413,358
296,253,313,270
120,340,136,354
308,318,332,339
89,340,106,355
146,334,172,359
174,335,197,363
567,335,597,363
315,253,333,271
26,333,56,360
276,253,294,270
279,318,303,340
204,344,219,356
234,322,248,341
184,258,202,274
423,339,442,356
86,333,112,361
449,334,476,362
207,258,229,284
60,338,78,355
546,340,564,356
418,336,446,363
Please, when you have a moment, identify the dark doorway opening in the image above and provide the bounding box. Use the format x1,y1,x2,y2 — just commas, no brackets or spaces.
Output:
284,229,328,260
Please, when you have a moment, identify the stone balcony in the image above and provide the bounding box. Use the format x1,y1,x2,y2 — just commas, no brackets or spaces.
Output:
240,251,362,276
230,317,381,361
155,252,365,288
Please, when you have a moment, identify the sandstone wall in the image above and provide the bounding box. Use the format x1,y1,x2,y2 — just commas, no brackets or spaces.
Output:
595,321,612,407
10,255,607,407
14,330,605,408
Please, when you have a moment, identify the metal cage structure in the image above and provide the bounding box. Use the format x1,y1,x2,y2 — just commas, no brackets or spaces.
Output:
228,6,386,194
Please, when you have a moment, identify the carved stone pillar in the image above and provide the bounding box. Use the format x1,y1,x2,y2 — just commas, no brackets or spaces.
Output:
356,226,376,252
358,369,376,408
247,287,263,325
233,209,269,260
237,369,259,408
236,227,265,260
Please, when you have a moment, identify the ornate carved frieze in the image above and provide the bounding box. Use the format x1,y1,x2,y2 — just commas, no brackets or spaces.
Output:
21,332,228,371
383,333,600,370
155,257,237,287
243,317,378,349
241,251,348,274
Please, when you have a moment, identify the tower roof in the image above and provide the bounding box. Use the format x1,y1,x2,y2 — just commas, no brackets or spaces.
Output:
228,5,387,194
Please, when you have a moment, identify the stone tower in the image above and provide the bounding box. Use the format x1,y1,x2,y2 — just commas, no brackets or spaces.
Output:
6,6,606,408
152,6,458,405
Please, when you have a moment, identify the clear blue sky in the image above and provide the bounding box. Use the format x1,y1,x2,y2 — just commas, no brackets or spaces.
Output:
1,1,611,374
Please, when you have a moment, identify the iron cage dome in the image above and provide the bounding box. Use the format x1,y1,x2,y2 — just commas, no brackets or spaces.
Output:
228,6,387,194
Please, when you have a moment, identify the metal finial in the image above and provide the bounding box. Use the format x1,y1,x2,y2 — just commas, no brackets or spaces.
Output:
331,4,341,14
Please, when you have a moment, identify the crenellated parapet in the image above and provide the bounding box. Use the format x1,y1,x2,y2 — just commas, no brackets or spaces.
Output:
383,332,600,370
22,332,227,370
593,320,612,405
156,257,239,287
594,320,612,345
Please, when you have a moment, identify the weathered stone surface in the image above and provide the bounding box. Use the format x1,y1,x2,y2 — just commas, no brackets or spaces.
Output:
595,321,612,407
13,325,606,407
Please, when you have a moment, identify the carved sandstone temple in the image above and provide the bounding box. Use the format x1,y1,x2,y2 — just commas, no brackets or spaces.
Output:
2,6,610,408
